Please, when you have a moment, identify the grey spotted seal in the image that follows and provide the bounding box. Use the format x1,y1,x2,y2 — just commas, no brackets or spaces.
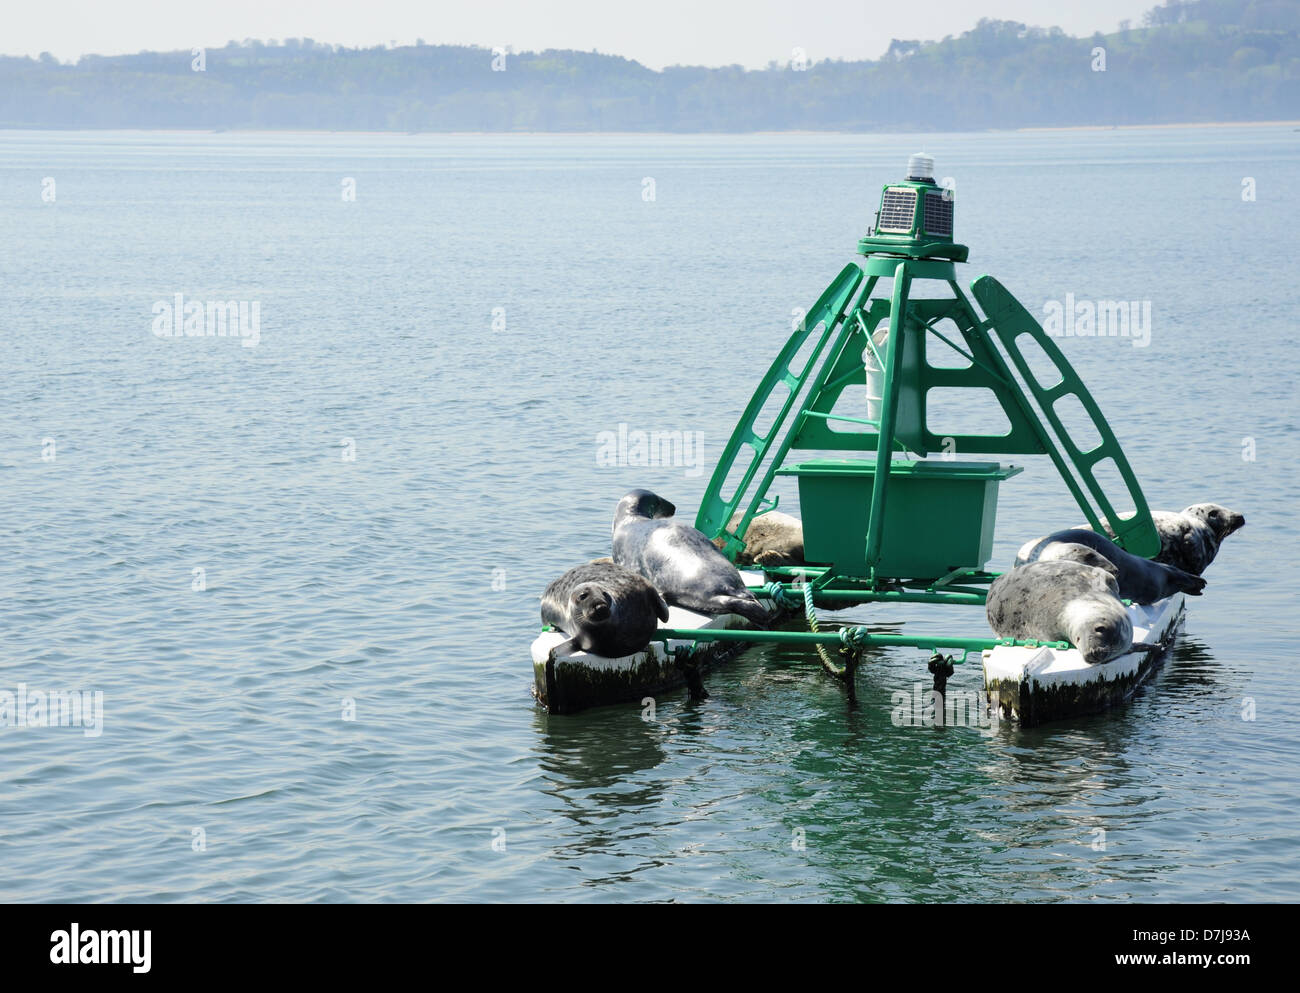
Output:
541,559,670,658
1078,503,1244,575
711,510,805,567
986,560,1133,664
612,489,771,625
1015,528,1205,604
1184,503,1246,547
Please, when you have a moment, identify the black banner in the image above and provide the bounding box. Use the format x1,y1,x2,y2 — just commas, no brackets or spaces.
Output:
0,902,1279,979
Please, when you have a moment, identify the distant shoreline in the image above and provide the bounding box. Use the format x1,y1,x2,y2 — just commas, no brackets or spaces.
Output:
1016,120,1300,132
2,120,1298,137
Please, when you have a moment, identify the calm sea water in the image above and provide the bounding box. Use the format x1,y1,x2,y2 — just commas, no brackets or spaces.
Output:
1,126,1297,902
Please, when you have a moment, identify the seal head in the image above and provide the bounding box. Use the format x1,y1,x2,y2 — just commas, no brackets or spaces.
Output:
986,559,1133,665
541,560,671,658
1082,503,1245,575
614,489,676,530
1185,503,1245,542
1061,594,1134,665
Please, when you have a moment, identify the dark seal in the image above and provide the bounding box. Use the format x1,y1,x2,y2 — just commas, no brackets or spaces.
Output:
541,559,670,658
1021,540,1120,582
986,560,1133,665
1015,528,1206,604
612,489,771,625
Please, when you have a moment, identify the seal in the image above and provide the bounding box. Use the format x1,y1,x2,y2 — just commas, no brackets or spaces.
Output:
540,559,670,658
1145,512,1212,576
612,489,771,625
1022,540,1120,582
1163,504,1245,573
1078,503,1244,575
1015,528,1206,604
986,560,1133,664
712,510,805,567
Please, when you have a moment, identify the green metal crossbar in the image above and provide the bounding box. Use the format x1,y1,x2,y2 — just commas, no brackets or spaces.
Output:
753,583,989,607
653,626,1069,657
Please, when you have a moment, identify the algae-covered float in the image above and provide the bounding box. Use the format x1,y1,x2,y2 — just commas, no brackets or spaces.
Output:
983,593,1185,725
535,153,1190,725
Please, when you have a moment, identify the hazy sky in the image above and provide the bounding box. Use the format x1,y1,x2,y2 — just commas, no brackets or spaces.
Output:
10,0,1159,68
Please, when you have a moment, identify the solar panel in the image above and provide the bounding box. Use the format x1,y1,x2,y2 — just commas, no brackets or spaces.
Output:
924,191,953,237
877,187,917,233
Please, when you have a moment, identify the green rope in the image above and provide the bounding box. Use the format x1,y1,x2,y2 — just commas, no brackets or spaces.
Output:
801,581,845,677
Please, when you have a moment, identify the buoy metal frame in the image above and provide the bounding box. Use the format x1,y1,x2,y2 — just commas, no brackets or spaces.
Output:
659,157,1163,677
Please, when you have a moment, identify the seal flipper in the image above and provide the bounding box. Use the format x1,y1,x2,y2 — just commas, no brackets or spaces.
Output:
712,595,772,628
1167,565,1207,596
651,590,670,623
550,637,581,658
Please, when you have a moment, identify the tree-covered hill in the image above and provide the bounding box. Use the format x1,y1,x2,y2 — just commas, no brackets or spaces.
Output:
2,0,1296,131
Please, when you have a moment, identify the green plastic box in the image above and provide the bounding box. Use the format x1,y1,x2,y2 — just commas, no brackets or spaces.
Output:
775,459,1022,580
